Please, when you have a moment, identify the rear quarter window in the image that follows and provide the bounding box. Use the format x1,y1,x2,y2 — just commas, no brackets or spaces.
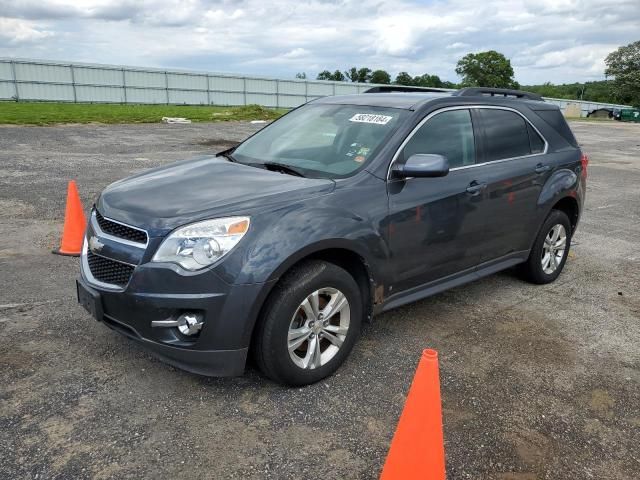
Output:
534,109,579,148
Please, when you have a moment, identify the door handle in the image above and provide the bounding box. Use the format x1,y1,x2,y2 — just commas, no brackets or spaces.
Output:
466,181,487,195
535,163,551,174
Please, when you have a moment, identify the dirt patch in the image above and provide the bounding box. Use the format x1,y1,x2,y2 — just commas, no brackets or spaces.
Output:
196,138,241,147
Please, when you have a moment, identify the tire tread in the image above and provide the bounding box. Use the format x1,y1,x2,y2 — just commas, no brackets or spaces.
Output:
253,260,361,386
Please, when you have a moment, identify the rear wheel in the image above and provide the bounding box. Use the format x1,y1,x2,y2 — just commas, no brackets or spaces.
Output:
519,209,572,284
254,260,362,386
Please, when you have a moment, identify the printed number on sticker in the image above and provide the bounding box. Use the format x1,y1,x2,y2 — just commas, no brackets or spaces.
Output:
349,114,393,125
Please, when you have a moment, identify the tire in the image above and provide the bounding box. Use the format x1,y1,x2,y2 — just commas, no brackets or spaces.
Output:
519,209,572,284
253,260,362,386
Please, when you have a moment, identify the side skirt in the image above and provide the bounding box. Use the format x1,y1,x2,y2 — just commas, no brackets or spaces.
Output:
377,250,529,314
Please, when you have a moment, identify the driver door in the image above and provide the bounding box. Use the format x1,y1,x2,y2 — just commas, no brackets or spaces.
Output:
387,108,488,293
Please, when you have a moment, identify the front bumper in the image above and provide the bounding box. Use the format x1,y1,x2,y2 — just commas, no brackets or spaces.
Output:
77,269,273,377
78,208,276,377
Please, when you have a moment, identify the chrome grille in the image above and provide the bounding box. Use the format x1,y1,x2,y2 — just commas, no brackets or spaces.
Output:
86,251,135,287
95,210,147,244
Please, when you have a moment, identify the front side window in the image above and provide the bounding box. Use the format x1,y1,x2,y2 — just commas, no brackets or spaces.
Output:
233,104,407,178
479,109,534,161
401,109,475,169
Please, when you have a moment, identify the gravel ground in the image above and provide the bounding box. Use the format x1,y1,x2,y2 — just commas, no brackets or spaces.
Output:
1,120,639,479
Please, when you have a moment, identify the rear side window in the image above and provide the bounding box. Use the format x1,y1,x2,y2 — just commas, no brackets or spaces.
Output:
478,109,531,161
535,109,579,147
402,109,475,168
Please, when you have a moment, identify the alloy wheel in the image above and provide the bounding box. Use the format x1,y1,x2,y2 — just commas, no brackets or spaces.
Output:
541,224,567,274
287,287,350,370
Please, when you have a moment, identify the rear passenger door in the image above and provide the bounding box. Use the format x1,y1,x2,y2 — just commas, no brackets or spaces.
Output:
474,107,550,261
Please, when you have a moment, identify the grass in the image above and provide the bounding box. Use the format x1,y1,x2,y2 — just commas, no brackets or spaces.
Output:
565,116,620,122
0,102,286,125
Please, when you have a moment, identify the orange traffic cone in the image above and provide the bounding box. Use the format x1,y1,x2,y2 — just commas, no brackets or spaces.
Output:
380,349,446,480
52,180,87,257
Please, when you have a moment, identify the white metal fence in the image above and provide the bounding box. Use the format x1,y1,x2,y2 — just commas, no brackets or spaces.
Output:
0,58,631,116
0,58,373,109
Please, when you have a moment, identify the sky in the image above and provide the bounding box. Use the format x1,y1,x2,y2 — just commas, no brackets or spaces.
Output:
0,0,638,85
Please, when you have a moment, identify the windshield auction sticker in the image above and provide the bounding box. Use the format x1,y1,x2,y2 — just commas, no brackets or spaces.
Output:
349,113,393,125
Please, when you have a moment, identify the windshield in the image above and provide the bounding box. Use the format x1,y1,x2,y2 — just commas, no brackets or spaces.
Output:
232,104,408,178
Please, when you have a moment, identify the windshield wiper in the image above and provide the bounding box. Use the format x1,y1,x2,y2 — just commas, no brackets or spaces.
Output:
263,162,306,177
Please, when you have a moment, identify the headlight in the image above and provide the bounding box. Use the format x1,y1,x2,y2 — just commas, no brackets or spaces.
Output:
152,217,250,271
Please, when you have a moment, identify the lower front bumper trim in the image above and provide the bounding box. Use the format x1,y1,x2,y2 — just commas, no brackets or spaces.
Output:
101,314,248,377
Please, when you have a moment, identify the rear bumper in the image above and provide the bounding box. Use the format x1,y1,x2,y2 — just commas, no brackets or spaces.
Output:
77,268,274,377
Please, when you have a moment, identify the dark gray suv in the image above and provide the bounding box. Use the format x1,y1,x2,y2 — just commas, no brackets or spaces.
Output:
77,87,587,386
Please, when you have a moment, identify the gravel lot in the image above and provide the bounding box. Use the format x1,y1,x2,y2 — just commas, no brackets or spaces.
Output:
1,120,639,479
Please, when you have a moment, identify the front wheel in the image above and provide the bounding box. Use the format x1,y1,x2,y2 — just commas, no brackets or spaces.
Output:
253,260,362,386
519,209,572,284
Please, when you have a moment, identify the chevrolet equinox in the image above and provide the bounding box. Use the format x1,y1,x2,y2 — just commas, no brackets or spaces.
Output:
77,87,587,386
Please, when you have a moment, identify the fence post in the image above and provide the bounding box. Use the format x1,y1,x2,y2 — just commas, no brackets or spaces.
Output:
122,68,127,104
243,77,247,106
70,64,77,103
165,71,169,105
304,80,308,104
206,75,211,105
9,60,19,101
276,79,280,109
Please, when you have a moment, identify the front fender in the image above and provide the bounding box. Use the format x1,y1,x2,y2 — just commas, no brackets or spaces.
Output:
238,204,389,285
223,203,390,348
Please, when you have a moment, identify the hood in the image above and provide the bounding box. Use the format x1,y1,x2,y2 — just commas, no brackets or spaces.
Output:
97,156,335,233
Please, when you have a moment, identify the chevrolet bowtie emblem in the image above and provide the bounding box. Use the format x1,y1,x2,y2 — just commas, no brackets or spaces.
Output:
88,236,104,253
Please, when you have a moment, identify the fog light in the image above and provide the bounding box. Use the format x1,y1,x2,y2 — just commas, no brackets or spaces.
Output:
177,312,204,336
151,311,204,336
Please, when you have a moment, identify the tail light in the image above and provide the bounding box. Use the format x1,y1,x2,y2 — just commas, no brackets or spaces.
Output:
580,153,589,179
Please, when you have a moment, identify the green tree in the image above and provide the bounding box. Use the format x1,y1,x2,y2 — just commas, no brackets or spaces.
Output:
356,67,372,83
344,67,359,82
344,67,372,83
395,71,414,85
316,70,346,81
370,69,391,84
605,40,640,107
295,72,307,79
331,69,346,81
414,73,443,88
316,70,333,81
522,80,617,104
455,51,517,88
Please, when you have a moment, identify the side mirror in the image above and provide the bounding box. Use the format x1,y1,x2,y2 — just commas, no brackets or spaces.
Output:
393,154,450,178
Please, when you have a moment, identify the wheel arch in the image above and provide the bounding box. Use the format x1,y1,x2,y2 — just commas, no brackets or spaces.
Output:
551,195,580,232
266,242,377,320
527,193,580,254
536,165,581,238
246,243,379,356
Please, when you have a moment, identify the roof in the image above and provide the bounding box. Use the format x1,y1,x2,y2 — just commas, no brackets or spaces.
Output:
312,92,452,109
312,90,553,111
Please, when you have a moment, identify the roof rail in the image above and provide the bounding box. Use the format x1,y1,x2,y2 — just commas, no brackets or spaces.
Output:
364,86,449,94
454,87,543,101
